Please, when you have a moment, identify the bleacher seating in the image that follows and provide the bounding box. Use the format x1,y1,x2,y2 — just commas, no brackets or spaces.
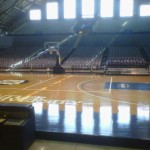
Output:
0,47,42,68
25,45,73,69
107,47,146,67
0,46,148,71
62,46,102,70
0,46,71,69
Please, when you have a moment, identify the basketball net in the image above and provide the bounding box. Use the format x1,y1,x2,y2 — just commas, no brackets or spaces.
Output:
50,51,53,55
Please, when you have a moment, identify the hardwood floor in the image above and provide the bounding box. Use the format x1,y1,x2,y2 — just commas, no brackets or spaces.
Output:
0,72,150,149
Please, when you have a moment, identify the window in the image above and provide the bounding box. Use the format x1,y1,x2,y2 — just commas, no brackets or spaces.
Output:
82,0,94,18
140,5,150,16
46,2,58,19
29,9,41,20
100,0,114,17
120,0,133,17
64,0,76,19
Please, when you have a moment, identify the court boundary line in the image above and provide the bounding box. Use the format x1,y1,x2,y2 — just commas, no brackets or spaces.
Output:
109,77,112,93
23,76,59,90
77,79,142,106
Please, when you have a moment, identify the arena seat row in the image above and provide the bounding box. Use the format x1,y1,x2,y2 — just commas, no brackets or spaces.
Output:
0,46,149,70
0,46,68,69
24,46,73,69
0,47,43,68
106,47,146,67
0,46,102,70
62,46,102,70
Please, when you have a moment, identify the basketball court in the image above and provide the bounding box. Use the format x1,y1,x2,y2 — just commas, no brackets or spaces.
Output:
0,72,150,144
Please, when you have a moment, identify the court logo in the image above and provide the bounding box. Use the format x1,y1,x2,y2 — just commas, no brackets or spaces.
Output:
0,80,28,85
118,83,129,89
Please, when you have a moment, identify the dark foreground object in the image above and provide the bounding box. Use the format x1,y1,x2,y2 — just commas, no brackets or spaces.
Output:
0,104,35,150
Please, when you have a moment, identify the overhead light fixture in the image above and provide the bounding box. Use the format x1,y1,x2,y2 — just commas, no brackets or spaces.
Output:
122,21,128,27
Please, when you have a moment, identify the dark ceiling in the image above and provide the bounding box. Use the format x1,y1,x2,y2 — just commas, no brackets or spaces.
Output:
0,0,150,35
0,0,150,50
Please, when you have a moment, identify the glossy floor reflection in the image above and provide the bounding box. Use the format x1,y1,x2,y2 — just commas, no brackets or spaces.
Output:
33,102,150,139
34,102,150,139
29,140,142,150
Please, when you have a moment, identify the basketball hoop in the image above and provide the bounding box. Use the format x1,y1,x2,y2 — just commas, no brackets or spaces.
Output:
44,42,59,53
